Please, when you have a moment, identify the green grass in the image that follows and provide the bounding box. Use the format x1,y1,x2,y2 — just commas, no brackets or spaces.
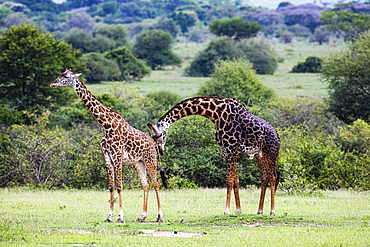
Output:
87,41,344,100
1,188,369,246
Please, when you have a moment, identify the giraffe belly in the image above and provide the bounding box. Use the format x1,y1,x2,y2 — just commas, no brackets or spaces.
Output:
121,151,141,164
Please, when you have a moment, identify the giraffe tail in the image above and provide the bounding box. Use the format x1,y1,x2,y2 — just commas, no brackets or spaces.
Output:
275,170,281,192
160,169,168,189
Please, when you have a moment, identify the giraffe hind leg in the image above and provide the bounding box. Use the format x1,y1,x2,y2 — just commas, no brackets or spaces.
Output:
135,162,149,222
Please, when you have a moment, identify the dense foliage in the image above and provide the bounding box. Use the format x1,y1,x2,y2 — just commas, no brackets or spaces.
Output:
209,17,261,40
197,60,275,106
186,37,278,77
291,56,322,73
321,31,370,124
0,24,85,123
132,29,182,69
321,3,370,41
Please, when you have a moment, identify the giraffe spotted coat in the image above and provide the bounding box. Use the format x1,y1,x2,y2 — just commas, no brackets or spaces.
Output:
148,97,280,215
51,68,163,223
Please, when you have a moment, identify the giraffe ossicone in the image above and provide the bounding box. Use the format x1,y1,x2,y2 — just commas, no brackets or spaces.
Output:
148,97,280,215
51,68,163,223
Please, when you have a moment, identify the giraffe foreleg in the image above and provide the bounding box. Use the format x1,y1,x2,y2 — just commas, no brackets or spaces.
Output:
224,159,239,214
135,162,149,222
258,181,268,214
270,178,276,216
115,163,124,223
233,175,242,214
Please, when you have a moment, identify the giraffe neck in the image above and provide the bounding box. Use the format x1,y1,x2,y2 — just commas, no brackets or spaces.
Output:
74,78,121,125
158,97,236,131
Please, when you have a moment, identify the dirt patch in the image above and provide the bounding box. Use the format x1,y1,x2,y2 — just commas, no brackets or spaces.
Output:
137,229,205,238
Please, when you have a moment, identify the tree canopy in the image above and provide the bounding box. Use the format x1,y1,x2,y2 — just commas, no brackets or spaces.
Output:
0,24,85,118
320,10,370,41
321,31,370,124
209,17,261,40
132,29,181,69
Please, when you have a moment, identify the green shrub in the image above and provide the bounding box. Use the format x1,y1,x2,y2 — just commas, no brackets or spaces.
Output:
197,59,275,106
104,47,151,82
337,119,370,156
235,38,278,75
185,37,238,77
81,53,121,83
161,116,259,188
278,123,370,192
146,91,182,120
185,36,278,76
291,56,323,73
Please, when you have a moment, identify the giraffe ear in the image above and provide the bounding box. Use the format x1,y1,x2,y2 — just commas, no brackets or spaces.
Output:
147,122,159,137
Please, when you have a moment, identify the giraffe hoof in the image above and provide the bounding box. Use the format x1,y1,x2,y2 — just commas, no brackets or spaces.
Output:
156,217,163,223
116,218,125,223
257,211,263,215
105,218,113,223
270,211,275,216
137,218,145,222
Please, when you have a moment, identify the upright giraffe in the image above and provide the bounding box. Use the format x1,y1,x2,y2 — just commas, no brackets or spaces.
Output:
51,68,163,222
147,97,280,215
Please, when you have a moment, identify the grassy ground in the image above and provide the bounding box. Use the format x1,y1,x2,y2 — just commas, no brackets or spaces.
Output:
0,188,369,246
87,40,343,100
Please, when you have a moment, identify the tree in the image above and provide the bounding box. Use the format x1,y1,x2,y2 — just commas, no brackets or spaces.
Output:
185,37,239,77
133,29,181,69
0,25,85,118
320,10,370,42
104,47,151,82
153,18,180,38
310,25,330,45
169,11,196,33
321,31,370,124
235,38,278,75
93,24,131,49
81,53,121,83
277,4,323,32
197,59,275,106
209,17,261,40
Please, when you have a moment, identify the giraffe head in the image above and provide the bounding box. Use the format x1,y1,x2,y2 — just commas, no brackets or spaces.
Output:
147,122,168,155
50,67,82,88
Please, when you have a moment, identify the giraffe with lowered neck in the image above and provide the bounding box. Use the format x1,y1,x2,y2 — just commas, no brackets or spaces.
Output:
51,68,163,222
148,96,280,215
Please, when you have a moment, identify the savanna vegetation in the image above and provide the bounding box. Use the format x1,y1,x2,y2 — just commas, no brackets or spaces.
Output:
0,0,369,192
0,0,369,245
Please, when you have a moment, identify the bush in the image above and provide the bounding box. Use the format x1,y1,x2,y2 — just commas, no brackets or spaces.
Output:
291,56,323,73
197,59,275,106
81,53,121,83
186,37,278,76
161,116,259,188
104,47,151,82
235,38,278,75
133,29,182,69
146,91,182,120
278,119,370,192
267,97,342,134
185,37,239,77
